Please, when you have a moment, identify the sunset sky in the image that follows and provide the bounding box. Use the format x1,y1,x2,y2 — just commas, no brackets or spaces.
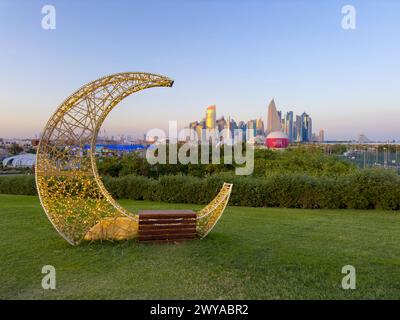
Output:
0,0,399,140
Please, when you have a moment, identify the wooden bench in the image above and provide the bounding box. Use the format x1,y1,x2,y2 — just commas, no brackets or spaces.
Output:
138,210,197,243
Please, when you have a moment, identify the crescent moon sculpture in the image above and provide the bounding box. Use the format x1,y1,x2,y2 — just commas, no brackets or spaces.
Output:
36,72,232,245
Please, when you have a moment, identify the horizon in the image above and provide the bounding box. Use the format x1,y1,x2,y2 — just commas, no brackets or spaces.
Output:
1,0,399,140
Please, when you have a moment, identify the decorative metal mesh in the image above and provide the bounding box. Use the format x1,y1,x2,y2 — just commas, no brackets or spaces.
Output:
36,72,233,245
36,72,173,245
196,183,233,238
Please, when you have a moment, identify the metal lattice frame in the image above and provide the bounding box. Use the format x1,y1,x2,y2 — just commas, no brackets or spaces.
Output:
36,72,233,245
196,183,233,238
36,72,174,245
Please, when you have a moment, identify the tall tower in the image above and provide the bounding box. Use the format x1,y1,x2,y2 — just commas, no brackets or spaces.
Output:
256,117,265,136
247,119,257,137
216,116,226,131
294,115,302,142
206,105,216,129
283,111,294,142
318,129,324,142
301,112,312,142
225,116,232,141
266,99,282,134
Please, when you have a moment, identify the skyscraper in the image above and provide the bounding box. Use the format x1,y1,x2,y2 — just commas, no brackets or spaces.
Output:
256,117,265,136
318,129,324,142
247,119,257,137
216,116,226,132
206,105,216,129
266,99,282,133
189,121,198,129
301,112,312,142
196,125,206,141
194,118,206,141
277,110,282,121
225,116,238,141
283,111,294,142
294,115,302,142
237,121,247,141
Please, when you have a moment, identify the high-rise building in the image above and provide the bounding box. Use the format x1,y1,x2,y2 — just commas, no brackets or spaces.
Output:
189,121,198,129
301,112,312,142
294,115,302,142
237,121,247,141
226,116,237,134
196,125,206,141
206,105,216,129
283,111,294,142
247,119,257,137
191,118,207,141
199,118,206,128
230,118,238,131
318,129,324,142
216,116,226,132
256,117,265,136
266,99,282,133
224,116,238,141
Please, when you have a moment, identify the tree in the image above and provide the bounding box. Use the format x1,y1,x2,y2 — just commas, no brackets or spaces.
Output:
8,143,23,155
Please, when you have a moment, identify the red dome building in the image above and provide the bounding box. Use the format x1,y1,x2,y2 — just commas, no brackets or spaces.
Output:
265,131,289,149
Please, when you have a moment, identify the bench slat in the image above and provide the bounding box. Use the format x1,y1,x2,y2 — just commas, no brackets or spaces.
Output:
138,210,197,243
139,213,196,219
139,224,196,230
139,219,195,225
138,233,197,241
139,239,192,244
139,228,196,236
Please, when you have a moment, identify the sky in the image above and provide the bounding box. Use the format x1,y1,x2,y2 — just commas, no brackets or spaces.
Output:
0,0,399,141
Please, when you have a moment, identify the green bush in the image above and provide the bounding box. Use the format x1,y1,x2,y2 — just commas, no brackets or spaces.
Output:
95,146,359,179
1,169,399,210
341,170,400,210
264,147,357,177
101,175,159,201
0,175,37,196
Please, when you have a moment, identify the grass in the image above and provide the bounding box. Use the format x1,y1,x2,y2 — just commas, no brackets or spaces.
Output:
0,194,399,300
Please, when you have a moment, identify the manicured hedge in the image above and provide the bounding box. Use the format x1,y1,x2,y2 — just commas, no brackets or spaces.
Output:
0,175,37,196
1,170,400,210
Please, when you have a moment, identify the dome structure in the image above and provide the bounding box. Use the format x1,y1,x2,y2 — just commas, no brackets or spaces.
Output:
265,131,289,149
2,153,36,168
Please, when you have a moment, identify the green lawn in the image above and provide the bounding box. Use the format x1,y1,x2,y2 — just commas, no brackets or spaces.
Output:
0,194,399,299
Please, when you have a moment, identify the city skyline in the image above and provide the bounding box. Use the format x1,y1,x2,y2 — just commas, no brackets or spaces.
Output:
188,100,319,143
1,1,400,140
